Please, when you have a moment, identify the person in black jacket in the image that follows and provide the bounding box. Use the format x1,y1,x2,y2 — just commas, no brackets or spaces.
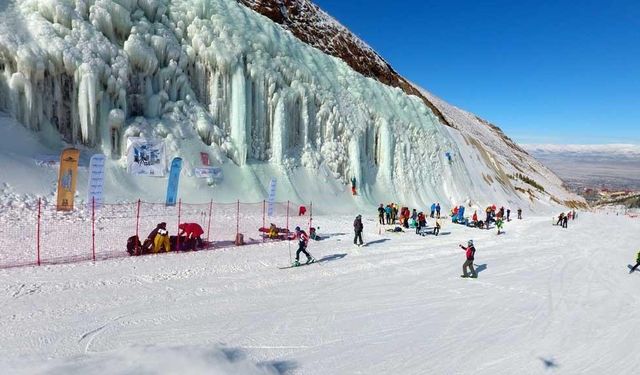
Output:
377,204,385,225
353,214,364,246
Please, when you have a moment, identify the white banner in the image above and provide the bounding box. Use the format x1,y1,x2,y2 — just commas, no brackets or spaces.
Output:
194,167,223,180
267,178,277,217
126,137,166,176
87,154,106,209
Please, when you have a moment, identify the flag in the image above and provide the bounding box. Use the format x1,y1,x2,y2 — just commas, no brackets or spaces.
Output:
56,148,80,211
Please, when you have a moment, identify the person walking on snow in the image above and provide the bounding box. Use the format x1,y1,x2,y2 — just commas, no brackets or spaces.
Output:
517,208,522,220
506,208,511,221
436,203,441,218
562,214,568,229
496,218,504,235
417,212,426,234
378,204,385,225
293,226,315,266
629,250,640,273
353,215,364,246
459,240,477,278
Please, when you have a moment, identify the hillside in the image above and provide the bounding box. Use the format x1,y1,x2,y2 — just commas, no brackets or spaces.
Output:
0,0,583,212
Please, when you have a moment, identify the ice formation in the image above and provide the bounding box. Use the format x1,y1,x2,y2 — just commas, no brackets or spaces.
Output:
0,0,582,208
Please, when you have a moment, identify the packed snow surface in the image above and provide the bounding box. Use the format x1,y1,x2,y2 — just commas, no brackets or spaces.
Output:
1,212,639,374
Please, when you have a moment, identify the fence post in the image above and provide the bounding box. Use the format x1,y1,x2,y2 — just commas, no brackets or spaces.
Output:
135,199,141,239
92,197,96,262
177,199,182,252
262,200,266,243
36,198,41,266
236,200,240,242
207,199,213,243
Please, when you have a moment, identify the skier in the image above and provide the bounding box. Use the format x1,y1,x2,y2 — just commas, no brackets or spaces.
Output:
430,203,436,218
517,208,522,220
378,204,385,225
353,215,364,246
506,208,511,221
436,203,441,218
459,240,477,278
496,218,504,235
630,250,640,273
293,226,315,266
434,218,441,236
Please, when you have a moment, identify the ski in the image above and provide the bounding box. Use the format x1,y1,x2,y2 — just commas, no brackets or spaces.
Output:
279,259,317,270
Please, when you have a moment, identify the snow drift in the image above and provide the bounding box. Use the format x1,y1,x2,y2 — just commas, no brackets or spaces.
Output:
0,0,582,211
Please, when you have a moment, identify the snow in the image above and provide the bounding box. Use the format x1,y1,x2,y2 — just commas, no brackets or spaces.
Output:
1,211,639,374
0,0,581,212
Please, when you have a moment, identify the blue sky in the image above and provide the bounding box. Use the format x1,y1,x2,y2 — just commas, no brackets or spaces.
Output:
313,0,640,145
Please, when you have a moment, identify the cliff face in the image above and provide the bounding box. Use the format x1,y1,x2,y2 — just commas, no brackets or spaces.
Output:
236,0,451,127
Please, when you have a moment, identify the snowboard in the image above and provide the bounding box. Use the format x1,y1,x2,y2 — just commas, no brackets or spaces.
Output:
279,260,317,270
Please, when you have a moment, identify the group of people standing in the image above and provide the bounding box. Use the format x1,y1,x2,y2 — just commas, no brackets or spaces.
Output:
555,210,577,228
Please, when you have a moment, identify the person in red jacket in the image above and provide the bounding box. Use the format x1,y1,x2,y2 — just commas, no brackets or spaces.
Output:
459,240,477,278
178,223,205,250
293,226,315,266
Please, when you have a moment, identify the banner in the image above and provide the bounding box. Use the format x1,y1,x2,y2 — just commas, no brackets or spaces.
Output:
56,148,80,211
200,152,210,166
126,137,166,176
194,167,223,180
267,178,277,217
166,157,183,206
87,154,106,209
35,155,59,167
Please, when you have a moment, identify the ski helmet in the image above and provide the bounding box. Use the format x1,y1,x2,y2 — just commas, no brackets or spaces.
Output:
467,240,474,246
295,226,301,232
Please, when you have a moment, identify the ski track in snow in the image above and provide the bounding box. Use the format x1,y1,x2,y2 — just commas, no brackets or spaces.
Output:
0,213,639,374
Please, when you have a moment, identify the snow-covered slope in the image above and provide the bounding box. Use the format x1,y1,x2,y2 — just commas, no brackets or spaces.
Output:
0,0,582,212
1,212,639,374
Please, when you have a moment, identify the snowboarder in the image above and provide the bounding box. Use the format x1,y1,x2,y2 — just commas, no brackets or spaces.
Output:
150,222,170,253
496,218,504,235
459,240,477,278
434,219,441,236
351,177,357,196
378,204,385,225
436,203,441,218
430,203,436,218
293,226,315,266
353,215,364,246
517,208,522,220
630,250,640,273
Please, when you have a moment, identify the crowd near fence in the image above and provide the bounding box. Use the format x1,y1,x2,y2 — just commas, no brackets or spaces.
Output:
0,198,312,269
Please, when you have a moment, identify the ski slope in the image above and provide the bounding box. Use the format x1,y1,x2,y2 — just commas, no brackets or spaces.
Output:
1,212,638,374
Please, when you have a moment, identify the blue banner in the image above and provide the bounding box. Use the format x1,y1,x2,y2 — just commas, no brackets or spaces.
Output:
165,157,183,206
267,178,277,217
